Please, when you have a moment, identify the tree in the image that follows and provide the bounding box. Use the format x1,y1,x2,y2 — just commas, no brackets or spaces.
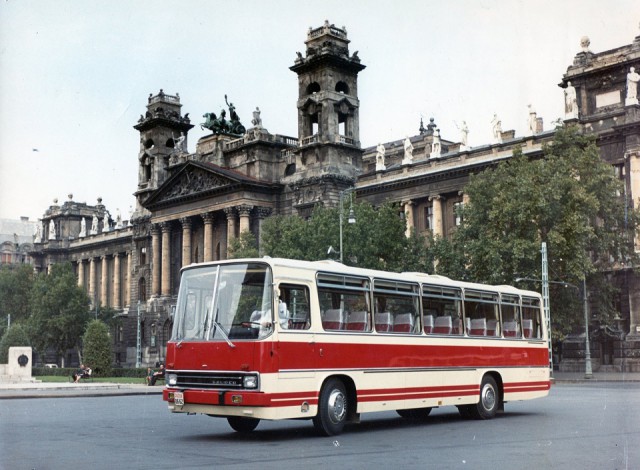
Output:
0,323,30,363
439,125,639,336
228,230,260,259
261,201,434,273
28,263,91,366
0,264,35,336
82,320,112,377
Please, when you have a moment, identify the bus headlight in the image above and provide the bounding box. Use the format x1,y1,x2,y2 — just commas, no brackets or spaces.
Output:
167,373,178,386
243,375,258,389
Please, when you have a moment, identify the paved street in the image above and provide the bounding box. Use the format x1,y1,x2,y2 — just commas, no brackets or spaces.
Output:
1,381,638,470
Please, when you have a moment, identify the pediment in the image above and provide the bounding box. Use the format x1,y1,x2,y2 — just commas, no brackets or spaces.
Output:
148,163,239,207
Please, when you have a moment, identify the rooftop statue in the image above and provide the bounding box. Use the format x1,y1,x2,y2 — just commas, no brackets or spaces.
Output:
200,95,246,135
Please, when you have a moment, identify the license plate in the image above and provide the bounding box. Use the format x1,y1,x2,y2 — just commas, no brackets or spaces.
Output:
174,392,184,406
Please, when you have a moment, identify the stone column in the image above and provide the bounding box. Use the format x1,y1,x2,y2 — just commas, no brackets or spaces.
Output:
151,224,161,297
180,217,192,267
89,257,96,307
255,207,273,255
77,260,84,287
430,195,444,237
224,208,237,259
202,212,214,262
238,205,253,234
113,253,121,309
161,222,171,296
101,255,109,307
402,200,414,238
627,152,640,250
126,250,132,307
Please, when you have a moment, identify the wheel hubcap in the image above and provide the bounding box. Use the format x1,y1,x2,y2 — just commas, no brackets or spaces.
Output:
328,389,347,424
481,384,496,410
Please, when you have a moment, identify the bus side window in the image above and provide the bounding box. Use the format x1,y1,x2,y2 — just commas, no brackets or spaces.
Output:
522,297,542,339
422,286,463,336
278,284,311,330
500,294,521,338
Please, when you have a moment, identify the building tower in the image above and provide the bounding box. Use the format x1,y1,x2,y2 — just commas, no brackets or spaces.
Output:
133,90,193,213
287,21,366,215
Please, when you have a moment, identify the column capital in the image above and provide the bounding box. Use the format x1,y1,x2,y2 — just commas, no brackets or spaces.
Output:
202,212,215,223
223,207,237,218
150,223,161,234
160,221,172,233
180,216,192,228
254,206,273,219
237,204,254,217
428,195,443,202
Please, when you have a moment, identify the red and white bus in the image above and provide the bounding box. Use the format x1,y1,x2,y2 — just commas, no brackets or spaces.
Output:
163,258,550,435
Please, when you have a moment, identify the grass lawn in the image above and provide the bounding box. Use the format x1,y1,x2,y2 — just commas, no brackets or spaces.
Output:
35,376,148,384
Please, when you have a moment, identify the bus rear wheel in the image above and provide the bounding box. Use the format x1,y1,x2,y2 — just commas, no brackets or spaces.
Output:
397,407,432,421
227,416,260,433
313,378,348,436
469,375,500,420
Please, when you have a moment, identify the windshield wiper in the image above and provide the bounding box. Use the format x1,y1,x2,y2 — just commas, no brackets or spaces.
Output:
212,308,235,348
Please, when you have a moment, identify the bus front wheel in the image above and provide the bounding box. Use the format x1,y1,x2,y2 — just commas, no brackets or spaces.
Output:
313,378,348,436
227,416,260,433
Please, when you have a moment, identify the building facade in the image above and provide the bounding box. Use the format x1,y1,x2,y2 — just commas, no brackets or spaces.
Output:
29,22,640,371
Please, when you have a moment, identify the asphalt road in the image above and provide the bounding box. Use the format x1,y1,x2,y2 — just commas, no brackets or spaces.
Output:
1,383,638,470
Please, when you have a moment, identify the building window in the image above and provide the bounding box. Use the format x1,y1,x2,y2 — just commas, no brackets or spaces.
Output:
425,205,433,231
139,246,147,265
453,202,463,226
139,277,147,302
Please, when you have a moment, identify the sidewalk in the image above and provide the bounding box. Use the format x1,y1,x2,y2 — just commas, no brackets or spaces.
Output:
552,370,640,383
0,381,164,399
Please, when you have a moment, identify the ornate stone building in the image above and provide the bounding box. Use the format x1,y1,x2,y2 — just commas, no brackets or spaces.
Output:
29,22,640,371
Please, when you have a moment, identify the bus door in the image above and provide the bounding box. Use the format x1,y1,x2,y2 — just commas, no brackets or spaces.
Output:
275,283,317,379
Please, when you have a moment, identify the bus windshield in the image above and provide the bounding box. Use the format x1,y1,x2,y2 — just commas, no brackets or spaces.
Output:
172,262,273,342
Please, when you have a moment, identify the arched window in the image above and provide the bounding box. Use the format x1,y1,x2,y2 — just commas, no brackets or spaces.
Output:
165,138,175,148
306,82,320,94
335,81,349,94
144,138,155,149
285,163,296,176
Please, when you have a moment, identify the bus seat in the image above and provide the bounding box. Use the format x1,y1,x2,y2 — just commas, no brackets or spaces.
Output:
503,321,518,337
423,314,434,334
346,311,368,331
487,319,498,336
470,318,486,336
323,309,344,331
523,319,534,338
393,313,414,333
375,312,393,332
434,316,452,334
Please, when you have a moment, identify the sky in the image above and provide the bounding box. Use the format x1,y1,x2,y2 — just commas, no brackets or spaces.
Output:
0,0,638,222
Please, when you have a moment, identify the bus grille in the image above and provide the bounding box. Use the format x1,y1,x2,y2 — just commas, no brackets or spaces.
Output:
173,371,246,389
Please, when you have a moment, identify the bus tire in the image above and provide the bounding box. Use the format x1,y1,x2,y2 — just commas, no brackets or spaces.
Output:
397,407,432,421
227,416,260,433
313,378,348,436
471,375,500,420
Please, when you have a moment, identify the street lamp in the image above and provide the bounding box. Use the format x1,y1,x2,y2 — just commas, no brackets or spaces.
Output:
338,188,356,264
515,277,593,379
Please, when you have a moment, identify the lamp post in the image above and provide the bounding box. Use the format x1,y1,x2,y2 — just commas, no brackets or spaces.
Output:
338,188,356,264
515,276,593,379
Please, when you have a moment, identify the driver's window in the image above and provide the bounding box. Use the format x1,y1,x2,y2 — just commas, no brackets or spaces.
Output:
278,284,311,330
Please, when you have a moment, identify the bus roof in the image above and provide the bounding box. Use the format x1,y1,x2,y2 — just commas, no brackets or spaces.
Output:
181,257,542,299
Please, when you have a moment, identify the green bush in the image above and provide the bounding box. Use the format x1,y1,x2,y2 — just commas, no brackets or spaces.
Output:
32,366,148,378
32,367,75,377
0,324,30,363
82,320,112,377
